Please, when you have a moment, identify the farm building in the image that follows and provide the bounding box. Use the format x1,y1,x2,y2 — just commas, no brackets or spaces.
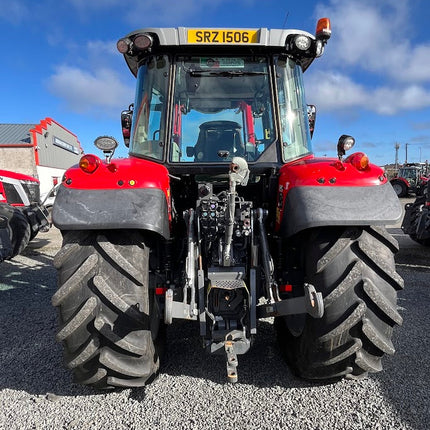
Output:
0,118,82,199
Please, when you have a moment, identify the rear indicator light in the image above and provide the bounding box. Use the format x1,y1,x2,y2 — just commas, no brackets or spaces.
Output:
79,154,100,174
346,152,370,171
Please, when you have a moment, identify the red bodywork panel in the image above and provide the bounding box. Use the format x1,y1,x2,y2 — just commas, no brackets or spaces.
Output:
63,156,171,219
63,157,169,191
275,154,387,230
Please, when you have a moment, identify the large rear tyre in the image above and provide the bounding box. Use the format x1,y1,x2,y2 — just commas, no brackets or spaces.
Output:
0,213,12,262
275,226,404,381
402,196,430,246
52,230,163,389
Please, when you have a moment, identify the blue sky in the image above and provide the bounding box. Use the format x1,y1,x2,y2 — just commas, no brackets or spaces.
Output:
1,0,429,165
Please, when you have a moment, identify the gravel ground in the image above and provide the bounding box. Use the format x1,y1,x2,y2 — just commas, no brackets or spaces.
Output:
0,217,429,430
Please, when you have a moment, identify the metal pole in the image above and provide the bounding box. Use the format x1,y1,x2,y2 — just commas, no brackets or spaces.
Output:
395,143,400,169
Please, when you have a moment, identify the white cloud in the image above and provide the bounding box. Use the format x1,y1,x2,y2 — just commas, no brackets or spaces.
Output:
306,72,367,110
48,66,134,116
306,70,430,115
47,35,134,117
307,0,430,115
373,85,430,114
86,40,118,58
315,0,430,83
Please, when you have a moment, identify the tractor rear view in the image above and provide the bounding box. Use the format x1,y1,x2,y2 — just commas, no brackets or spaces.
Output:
52,19,404,389
390,163,429,197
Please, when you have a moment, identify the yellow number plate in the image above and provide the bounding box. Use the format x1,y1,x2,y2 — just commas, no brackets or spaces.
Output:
188,29,258,44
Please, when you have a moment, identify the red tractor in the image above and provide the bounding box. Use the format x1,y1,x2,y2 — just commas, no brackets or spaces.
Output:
0,170,50,262
52,19,404,389
390,163,429,197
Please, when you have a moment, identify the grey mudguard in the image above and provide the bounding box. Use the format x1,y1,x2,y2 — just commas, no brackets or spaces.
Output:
53,186,170,239
280,182,402,237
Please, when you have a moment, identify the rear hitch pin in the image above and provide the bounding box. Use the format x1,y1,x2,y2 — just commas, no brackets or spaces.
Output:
225,339,238,383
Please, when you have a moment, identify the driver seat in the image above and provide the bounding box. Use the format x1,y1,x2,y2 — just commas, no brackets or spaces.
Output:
194,121,243,161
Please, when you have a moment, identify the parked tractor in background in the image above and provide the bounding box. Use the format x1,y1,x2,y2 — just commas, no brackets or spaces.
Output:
0,170,50,262
52,19,404,389
390,163,429,197
402,179,430,246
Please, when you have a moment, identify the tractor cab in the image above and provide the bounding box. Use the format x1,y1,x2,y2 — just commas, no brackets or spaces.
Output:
118,22,332,174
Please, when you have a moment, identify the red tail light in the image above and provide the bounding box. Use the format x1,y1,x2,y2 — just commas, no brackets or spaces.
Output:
155,287,168,295
279,284,293,293
79,154,100,174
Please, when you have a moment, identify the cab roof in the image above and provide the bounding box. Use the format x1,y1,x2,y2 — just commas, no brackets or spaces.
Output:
120,27,317,77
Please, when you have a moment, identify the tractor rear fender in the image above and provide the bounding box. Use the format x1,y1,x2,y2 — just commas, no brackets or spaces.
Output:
390,177,410,187
278,182,402,238
53,186,170,239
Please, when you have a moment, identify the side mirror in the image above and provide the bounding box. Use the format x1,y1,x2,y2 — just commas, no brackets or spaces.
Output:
121,104,134,147
307,104,316,138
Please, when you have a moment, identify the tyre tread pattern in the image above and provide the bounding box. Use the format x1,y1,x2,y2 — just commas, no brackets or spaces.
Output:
52,254,98,306
276,226,403,380
362,278,403,326
56,297,98,341
53,230,160,389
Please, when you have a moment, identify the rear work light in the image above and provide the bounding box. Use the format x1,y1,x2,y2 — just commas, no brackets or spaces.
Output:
79,154,100,174
337,134,355,159
294,35,311,51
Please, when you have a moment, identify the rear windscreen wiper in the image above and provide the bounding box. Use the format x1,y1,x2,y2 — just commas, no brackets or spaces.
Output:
189,70,267,77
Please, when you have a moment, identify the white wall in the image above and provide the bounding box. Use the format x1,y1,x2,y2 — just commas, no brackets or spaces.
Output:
36,165,65,200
